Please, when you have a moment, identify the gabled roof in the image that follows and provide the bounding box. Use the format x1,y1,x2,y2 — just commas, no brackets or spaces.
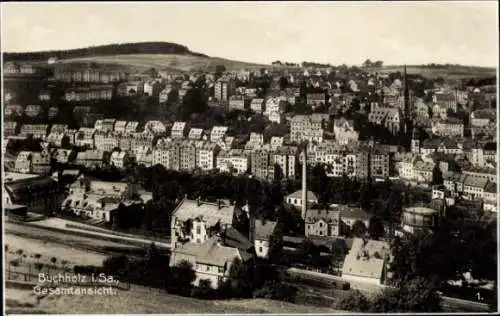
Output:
305,209,340,224
254,219,277,241
173,198,234,227
338,206,372,221
342,238,390,280
286,190,318,201
170,237,251,267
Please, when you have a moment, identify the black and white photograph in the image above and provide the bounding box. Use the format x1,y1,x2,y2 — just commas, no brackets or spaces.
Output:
1,1,499,314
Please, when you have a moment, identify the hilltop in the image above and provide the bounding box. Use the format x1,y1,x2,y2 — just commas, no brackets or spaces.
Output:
3,42,208,62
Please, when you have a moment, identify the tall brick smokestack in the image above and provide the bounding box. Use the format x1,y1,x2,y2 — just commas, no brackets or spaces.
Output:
301,143,308,220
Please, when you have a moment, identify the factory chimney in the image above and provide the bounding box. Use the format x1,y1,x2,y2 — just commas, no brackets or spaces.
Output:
301,142,308,220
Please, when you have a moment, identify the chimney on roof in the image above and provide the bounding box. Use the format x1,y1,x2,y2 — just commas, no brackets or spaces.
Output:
197,196,201,206
217,199,222,210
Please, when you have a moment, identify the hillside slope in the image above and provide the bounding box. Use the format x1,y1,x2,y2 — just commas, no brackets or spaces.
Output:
56,54,277,72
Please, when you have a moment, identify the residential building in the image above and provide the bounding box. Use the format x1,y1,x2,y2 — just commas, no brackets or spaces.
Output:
270,136,284,149
250,98,265,113
131,133,155,152
306,92,326,107
75,150,104,169
216,149,249,175
179,140,197,171
483,182,497,213
273,146,299,179
110,151,128,169
125,121,140,133
245,133,264,150
24,104,43,118
46,132,69,148
433,92,457,112
94,131,118,152
14,151,33,173
290,114,329,143
228,95,246,111
337,205,373,231
4,105,24,118
171,121,188,139
188,128,204,140
75,128,96,149
254,219,280,259
304,209,340,238
144,120,167,135
114,121,128,133
95,119,117,132
169,238,252,289
432,118,464,138
210,126,229,142
214,80,235,101
4,121,19,137
250,149,274,180
196,142,219,171
54,149,76,164
170,197,236,248
370,150,392,179
333,118,359,145
19,124,49,139
64,85,113,102
53,68,127,83
31,152,51,175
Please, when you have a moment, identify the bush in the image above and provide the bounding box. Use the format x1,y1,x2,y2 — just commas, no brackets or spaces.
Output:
191,279,215,299
341,282,351,291
253,281,298,303
336,290,371,312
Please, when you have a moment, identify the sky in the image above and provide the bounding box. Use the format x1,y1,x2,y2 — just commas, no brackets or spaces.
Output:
2,1,498,67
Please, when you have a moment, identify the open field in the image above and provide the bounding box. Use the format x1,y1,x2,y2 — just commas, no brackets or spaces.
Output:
5,233,107,267
373,65,496,79
57,54,280,72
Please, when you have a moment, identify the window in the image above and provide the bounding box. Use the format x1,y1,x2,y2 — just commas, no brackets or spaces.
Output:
218,266,224,274
319,222,323,228
259,247,263,253
206,265,210,272
196,226,201,235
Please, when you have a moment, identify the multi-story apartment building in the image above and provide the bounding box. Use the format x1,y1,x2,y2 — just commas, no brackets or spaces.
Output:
4,121,19,137
144,120,167,135
306,92,327,107
171,121,188,139
125,121,140,133
113,121,128,133
214,80,235,101
370,149,392,179
95,119,116,132
14,151,33,173
290,114,329,144
272,146,299,179
210,126,229,142
31,152,51,175
53,68,128,83
270,136,284,149
179,140,197,171
19,124,49,139
333,118,359,145
228,95,246,111
4,105,24,118
110,151,128,169
24,104,43,118
131,133,155,152
75,150,104,169
188,128,204,140
94,131,118,152
250,98,265,114
64,85,114,102
433,92,458,112
196,142,220,171
75,127,96,148
118,134,134,152
216,149,250,175
251,149,274,180
245,133,264,150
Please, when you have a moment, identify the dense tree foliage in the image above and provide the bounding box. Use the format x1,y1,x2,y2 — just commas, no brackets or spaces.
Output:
4,42,207,62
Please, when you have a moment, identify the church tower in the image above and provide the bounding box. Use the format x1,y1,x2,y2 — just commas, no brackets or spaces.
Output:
403,65,413,149
411,127,420,154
